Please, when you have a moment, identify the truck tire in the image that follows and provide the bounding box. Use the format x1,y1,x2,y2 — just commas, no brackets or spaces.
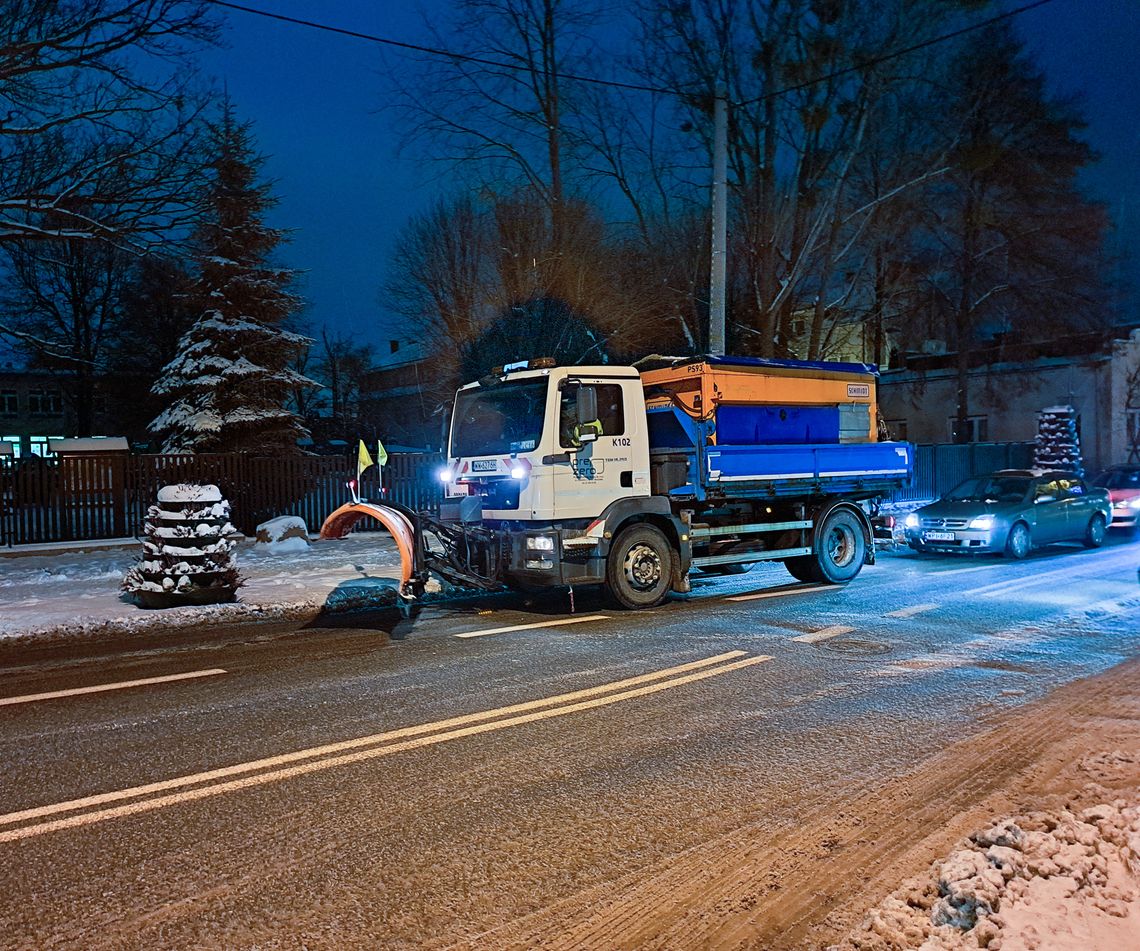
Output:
783,556,815,583
809,508,866,584
701,562,754,575
605,524,674,609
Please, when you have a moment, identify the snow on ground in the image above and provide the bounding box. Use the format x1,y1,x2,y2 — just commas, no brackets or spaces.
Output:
832,753,1140,950
0,532,405,643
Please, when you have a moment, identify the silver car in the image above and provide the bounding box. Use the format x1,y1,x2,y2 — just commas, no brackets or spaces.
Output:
903,469,1111,559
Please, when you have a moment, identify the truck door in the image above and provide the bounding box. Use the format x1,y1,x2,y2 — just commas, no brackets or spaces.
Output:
552,380,643,520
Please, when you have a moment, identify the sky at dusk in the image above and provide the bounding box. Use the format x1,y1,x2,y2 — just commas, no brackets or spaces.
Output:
199,0,1140,353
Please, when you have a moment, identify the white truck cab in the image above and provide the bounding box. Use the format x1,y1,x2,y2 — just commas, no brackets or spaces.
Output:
442,363,650,524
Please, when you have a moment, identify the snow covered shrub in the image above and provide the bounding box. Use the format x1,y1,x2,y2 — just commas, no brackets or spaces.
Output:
122,484,242,608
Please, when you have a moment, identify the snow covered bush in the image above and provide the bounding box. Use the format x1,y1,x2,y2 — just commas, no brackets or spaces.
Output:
122,484,242,608
1034,405,1084,476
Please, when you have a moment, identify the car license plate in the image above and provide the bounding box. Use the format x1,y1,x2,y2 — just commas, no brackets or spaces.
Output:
925,531,956,541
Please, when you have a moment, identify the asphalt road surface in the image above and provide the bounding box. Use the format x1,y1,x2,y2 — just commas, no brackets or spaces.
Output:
1,535,1138,950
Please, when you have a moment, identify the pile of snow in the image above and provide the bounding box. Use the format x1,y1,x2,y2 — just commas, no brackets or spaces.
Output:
833,785,1140,950
255,515,310,554
0,533,406,643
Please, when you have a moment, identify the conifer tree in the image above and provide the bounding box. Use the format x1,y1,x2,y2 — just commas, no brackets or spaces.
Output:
150,103,314,452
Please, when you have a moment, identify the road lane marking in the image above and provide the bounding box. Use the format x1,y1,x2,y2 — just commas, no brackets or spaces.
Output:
0,653,771,843
0,651,749,829
726,584,831,603
0,669,227,707
932,563,1005,577
454,615,610,638
792,625,855,644
885,603,939,619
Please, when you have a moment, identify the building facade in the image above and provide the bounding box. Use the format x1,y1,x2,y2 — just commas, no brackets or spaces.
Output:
0,368,75,458
878,329,1140,473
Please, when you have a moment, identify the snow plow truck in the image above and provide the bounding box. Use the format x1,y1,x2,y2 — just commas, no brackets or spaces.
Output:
320,355,914,610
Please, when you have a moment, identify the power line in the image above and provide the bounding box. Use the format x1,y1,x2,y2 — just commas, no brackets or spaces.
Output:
207,0,1055,108
204,0,678,96
737,0,1056,106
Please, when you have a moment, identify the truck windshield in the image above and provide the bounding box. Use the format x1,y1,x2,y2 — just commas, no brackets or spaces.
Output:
451,378,549,457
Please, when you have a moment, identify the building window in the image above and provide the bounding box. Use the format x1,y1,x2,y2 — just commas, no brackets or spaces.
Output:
389,339,400,354
28,435,63,457
1,435,20,458
884,419,908,441
0,390,16,417
28,388,63,416
949,415,988,443
1127,409,1140,460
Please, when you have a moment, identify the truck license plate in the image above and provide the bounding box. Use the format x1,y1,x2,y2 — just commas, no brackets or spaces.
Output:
471,460,498,472
925,531,955,541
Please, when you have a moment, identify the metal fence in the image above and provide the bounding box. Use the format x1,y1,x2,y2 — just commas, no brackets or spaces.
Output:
890,441,1036,502
1,451,443,547
0,443,1028,547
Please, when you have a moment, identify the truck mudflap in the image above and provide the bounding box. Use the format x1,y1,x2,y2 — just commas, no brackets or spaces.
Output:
320,502,418,594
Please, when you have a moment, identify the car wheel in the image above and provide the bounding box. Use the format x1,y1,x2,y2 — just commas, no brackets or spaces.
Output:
1004,522,1031,560
1083,513,1107,549
605,524,673,609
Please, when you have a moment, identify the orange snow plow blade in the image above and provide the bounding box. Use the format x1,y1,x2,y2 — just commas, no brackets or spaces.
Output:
320,502,417,588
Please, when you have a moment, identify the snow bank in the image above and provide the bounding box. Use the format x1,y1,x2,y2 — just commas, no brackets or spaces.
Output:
832,764,1140,950
0,533,407,645
255,515,310,553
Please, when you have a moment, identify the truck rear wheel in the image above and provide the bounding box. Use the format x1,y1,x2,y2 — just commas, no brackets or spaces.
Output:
808,508,866,584
605,524,674,609
783,556,815,583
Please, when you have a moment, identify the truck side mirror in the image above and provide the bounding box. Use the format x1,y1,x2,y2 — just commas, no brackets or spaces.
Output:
576,386,598,427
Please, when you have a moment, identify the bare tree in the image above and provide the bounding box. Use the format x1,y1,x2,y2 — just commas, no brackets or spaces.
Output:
0,1,218,247
0,218,130,434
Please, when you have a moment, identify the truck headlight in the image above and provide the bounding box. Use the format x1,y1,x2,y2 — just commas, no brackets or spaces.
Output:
903,513,919,529
968,514,995,530
527,535,555,551
437,467,452,483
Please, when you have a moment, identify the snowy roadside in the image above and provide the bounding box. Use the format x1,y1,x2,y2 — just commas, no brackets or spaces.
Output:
0,532,408,646
832,754,1140,951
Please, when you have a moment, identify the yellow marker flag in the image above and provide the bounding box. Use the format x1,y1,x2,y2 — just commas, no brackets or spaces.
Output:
357,439,375,481
376,439,389,467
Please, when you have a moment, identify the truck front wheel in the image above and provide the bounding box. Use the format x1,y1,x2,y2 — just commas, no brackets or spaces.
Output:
606,524,674,609
809,508,867,584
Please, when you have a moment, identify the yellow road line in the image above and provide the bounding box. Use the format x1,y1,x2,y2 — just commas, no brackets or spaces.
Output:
0,669,227,707
792,625,855,644
0,651,748,829
885,603,939,618
454,615,610,638
726,584,831,603
0,654,770,843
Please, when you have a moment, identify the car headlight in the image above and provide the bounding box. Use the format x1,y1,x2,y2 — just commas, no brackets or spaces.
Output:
903,513,919,529
526,535,555,551
1128,498,1140,510
968,514,995,530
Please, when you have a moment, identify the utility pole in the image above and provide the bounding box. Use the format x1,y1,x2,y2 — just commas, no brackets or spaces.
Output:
708,86,728,357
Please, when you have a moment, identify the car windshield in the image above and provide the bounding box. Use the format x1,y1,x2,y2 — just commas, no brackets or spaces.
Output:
450,378,549,457
1093,469,1140,490
944,476,1031,503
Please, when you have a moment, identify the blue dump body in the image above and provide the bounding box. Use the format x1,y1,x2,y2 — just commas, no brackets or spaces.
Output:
647,404,913,501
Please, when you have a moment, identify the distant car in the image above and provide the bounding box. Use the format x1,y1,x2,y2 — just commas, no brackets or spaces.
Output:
1090,464,1140,530
903,469,1111,559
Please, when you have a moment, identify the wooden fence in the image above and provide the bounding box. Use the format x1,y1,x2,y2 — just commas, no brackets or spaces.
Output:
1,452,443,547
